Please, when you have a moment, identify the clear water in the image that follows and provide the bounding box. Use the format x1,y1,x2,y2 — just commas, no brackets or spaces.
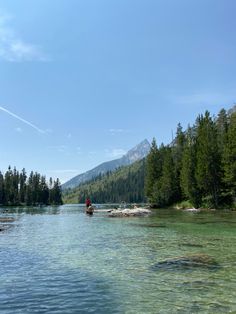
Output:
0,205,236,313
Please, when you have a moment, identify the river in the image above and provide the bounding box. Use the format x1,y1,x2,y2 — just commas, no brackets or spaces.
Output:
0,205,236,313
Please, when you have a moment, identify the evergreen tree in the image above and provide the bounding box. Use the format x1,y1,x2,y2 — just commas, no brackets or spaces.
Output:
223,111,236,202
216,108,229,156
32,172,41,204
145,138,162,203
26,171,34,205
51,179,63,205
4,166,13,205
40,176,49,205
172,123,186,201
180,126,201,207
0,171,5,205
12,167,19,205
195,111,222,207
19,168,27,204
49,177,53,204
153,146,177,207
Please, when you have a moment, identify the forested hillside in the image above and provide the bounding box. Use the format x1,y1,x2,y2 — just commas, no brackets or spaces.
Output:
63,159,146,204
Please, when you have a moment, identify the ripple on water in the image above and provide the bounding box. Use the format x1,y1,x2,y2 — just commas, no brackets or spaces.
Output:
0,247,123,314
0,206,236,313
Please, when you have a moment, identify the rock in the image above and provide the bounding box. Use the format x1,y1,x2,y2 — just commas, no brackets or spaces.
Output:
0,217,15,223
184,208,200,212
151,254,220,271
108,207,151,217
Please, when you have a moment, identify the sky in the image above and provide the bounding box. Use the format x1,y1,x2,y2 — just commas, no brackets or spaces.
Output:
0,0,236,183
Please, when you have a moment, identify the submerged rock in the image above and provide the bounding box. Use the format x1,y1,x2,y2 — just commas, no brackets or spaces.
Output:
0,217,15,223
179,243,204,248
152,254,220,271
132,223,166,228
108,208,151,217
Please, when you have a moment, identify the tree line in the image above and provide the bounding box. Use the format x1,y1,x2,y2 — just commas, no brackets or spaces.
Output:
145,107,236,208
0,166,63,206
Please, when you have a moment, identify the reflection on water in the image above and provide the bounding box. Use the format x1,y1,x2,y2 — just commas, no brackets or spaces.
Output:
0,205,236,313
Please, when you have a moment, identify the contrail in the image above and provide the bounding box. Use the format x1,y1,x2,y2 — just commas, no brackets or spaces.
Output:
0,105,45,133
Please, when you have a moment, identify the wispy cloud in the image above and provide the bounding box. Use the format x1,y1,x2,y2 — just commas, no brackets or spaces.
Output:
108,128,131,136
15,127,22,133
109,128,125,133
49,145,67,153
76,146,81,154
105,148,126,158
0,105,45,133
0,12,49,62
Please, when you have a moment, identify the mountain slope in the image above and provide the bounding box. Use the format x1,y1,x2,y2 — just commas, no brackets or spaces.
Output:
62,139,150,190
63,158,146,204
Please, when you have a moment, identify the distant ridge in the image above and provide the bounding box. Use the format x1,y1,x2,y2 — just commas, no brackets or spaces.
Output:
62,139,150,190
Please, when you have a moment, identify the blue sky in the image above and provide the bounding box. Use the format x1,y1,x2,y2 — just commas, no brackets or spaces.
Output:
0,0,235,183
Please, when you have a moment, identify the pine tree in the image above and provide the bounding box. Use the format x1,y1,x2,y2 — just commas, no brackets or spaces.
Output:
223,111,236,202
154,147,177,207
0,171,5,205
216,108,229,156
26,171,34,205
40,176,49,205
4,166,13,205
172,123,186,201
12,167,19,205
195,111,222,207
180,126,201,207
145,138,162,203
49,177,53,204
19,168,27,204
51,179,63,205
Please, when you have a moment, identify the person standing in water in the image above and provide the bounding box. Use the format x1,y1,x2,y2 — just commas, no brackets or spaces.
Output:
85,198,92,209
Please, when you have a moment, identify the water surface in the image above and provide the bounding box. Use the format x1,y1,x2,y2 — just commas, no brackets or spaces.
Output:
0,205,236,313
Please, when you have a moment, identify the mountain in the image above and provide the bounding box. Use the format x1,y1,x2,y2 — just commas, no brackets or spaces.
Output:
62,139,150,190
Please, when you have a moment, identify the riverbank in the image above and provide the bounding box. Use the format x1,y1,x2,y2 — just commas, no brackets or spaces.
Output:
169,200,236,211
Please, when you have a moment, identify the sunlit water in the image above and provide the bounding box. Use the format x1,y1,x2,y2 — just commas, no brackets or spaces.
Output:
0,205,236,313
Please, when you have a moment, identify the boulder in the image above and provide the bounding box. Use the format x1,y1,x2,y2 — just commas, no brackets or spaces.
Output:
108,207,151,217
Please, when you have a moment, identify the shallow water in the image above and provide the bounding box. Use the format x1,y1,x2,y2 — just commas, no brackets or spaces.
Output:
0,205,236,313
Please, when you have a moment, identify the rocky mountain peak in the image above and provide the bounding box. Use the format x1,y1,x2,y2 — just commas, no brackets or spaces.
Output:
123,139,151,163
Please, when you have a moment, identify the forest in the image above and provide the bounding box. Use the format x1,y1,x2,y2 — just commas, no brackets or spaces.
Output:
64,106,236,209
0,167,63,206
145,107,236,208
